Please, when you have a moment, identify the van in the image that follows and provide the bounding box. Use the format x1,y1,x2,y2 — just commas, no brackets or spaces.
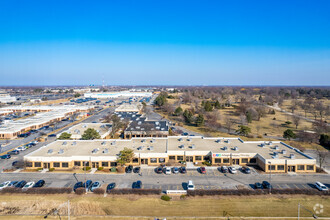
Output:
187,180,195,190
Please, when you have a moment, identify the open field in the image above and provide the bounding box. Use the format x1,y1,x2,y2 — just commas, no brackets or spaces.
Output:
0,194,328,219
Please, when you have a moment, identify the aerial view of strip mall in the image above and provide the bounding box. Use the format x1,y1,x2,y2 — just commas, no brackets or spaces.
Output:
0,1,329,219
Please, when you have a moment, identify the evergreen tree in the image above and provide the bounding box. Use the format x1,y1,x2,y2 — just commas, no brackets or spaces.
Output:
195,114,205,127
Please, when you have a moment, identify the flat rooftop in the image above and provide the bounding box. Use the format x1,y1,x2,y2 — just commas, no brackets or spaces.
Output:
25,136,314,162
57,123,111,138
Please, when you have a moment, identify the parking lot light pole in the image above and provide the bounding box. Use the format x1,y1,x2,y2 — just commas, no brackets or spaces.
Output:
268,161,272,194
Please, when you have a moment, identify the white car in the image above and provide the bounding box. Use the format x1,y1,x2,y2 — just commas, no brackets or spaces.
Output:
187,180,195,190
165,167,171,175
15,146,26,151
315,182,328,191
22,181,35,190
91,181,101,192
228,167,237,174
0,181,11,190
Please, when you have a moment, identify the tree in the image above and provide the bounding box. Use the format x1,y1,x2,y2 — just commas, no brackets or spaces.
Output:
74,93,81,98
117,148,135,166
245,111,252,123
283,129,296,140
183,109,193,124
319,134,330,148
81,128,101,140
154,92,168,107
204,101,213,112
315,146,329,170
58,132,71,140
174,106,183,116
237,125,251,136
214,100,221,109
224,117,234,133
292,115,301,129
195,114,205,127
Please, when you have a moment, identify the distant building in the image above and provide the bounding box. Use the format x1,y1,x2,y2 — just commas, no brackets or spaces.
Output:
84,91,152,99
0,91,17,103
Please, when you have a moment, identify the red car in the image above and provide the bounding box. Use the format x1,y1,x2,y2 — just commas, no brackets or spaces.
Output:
200,167,206,174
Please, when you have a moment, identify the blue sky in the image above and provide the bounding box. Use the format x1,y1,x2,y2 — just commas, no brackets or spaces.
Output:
0,0,329,86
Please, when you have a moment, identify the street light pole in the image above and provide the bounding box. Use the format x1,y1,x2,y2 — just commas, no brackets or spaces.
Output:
268,161,272,194
298,203,318,220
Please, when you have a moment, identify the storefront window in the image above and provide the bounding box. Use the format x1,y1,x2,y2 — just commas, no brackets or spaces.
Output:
132,158,139,163
277,165,285,170
195,156,202,161
249,158,257,163
74,161,81,166
268,165,276,170
223,158,229,163
102,162,109,167
241,158,248,163
307,165,314,170
214,158,221,163
159,158,165,163
169,156,176,160
34,162,41,167
26,162,32,167
297,165,305,170
177,156,183,161
150,158,157,163
53,162,60,167
62,162,69,168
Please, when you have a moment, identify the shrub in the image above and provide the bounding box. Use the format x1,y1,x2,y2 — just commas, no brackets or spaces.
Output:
180,195,186,200
37,168,43,171
0,187,72,194
49,168,55,172
93,188,105,194
107,189,161,195
116,166,125,173
97,167,104,171
161,195,171,201
82,166,91,171
75,187,86,195
202,161,212,166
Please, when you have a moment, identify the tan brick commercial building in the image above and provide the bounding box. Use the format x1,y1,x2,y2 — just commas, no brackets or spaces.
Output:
24,136,316,173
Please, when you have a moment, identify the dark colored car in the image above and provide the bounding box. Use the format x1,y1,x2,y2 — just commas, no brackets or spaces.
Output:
126,165,133,173
241,166,251,174
255,182,263,189
106,183,116,192
132,181,142,189
83,180,93,190
262,181,272,189
8,150,20,155
48,134,56,137
73,181,84,192
8,181,19,187
133,167,141,173
155,167,163,174
12,161,18,166
15,180,27,188
182,132,189,136
33,180,45,187
221,166,228,173
200,167,206,174
180,166,187,174
0,154,11,159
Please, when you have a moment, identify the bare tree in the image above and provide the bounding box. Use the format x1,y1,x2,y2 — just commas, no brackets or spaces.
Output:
256,124,262,135
292,115,301,129
315,147,329,170
289,100,298,114
240,114,247,125
224,117,234,133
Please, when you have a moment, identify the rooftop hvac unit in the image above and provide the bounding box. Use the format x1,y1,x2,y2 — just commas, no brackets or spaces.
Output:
234,146,239,151
150,139,155,143
141,139,146,143
187,138,191,141
111,141,116,145
47,149,53,154
101,141,106,145
136,126,140,129
72,142,77,146
178,138,183,142
216,139,221,143
161,128,164,131
138,121,142,125
190,144,196,149
156,126,160,130
272,154,279,159
82,124,87,128
155,121,160,125
274,145,279,150
132,114,136,117
141,128,145,131
148,146,154,151
179,144,185,149
62,142,67,145
58,149,64,154
137,146,144,151
282,149,287,154
223,146,228,151
269,141,273,146
92,148,99,154
103,148,109,153
226,139,230,143
290,154,295,159
260,143,265,147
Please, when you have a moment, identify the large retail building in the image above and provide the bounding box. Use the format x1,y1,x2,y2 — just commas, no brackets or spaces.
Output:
24,136,316,173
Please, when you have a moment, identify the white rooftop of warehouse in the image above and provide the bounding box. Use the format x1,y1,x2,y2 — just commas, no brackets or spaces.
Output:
57,123,111,139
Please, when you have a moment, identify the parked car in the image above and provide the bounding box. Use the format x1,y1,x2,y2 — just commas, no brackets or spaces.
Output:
132,180,142,189
255,182,263,189
48,134,56,137
91,181,101,192
182,132,189,136
33,180,45,187
133,167,141,173
73,181,84,192
262,181,272,189
15,180,27,188
241,166,251,174
180,166,187,174
155,167,163,174
0,181,11,190
228,167,237,174
221,166,228,173
0,154,11,159
15,146,26,151
8,181,19,187
125,165,133,173
200,167,206,174
8,150,19,155
83,180,93,190
187,180,195,190
23,181,35,190
165,167,171,175
172,167,179,174
315,182,328,191
106,183,116,192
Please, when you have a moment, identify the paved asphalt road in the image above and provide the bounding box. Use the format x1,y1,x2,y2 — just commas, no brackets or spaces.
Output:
0,166,329,191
